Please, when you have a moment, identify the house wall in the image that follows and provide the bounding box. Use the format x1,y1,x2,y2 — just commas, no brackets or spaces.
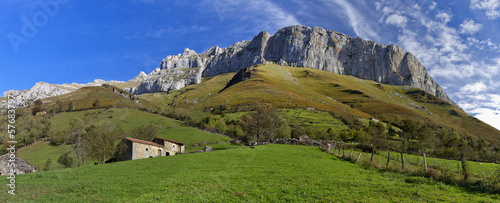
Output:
116,140,133,161
0,161,25,175
131,142,164,160
0,158,37,176
163,142,184,155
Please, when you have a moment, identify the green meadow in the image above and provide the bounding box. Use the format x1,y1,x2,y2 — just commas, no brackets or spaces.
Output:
15,108,232,169
2,145,499,202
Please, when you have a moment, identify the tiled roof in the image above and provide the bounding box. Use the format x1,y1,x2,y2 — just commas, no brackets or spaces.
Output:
125,137,163,147
154,137,185,145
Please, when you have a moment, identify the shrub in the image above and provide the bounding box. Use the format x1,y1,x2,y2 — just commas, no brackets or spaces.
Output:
57,152,74,168
43,158,52,171
356,143,377,153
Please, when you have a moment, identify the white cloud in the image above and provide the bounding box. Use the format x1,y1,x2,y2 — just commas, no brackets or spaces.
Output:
429,1,437,10
467,37,500,50
459,19,483,34
435,11,452,24
210,0,300,33
460,82,487,93
327,0,380,41
150,25,209,38
470,0,500,19
386,14,408,28
470,108,500,131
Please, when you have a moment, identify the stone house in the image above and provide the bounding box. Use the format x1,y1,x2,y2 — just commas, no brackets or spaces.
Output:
116,137,185,161
0,154,37,176
299,135,312,141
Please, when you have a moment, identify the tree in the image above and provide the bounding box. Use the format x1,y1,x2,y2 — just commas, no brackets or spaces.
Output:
68,101,74,112
32,99,43,115
68,117,87,167
241,104,285,142
92,99,100,108
57,152,74,168
85,120,123,164
43,158,52,171
399,119,419,153
366,121,388,150
56,100,65,113
129,122,159,141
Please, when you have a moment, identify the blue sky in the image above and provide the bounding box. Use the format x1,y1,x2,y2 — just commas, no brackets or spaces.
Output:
1,0,500,130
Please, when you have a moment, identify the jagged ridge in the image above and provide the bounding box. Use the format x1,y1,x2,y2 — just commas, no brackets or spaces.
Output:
131,25,455,106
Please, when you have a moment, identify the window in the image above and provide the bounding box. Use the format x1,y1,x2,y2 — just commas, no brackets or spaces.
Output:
172,145,175,149
145,148,149,152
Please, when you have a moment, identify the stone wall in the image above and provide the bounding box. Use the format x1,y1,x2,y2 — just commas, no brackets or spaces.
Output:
131,142,164,160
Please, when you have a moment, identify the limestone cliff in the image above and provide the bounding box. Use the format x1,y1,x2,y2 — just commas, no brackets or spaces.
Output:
130,25,455,106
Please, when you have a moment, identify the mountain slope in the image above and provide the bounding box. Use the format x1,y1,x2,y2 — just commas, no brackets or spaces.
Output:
131,25,454,107
152,64,500,145
0,79,130,114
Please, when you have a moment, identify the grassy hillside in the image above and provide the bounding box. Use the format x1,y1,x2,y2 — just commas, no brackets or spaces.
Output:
145,64,500,146
39,85,158,113
13,108,233,169
2,145,498,202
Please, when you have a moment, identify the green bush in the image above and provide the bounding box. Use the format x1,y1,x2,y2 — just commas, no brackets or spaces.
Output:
57,152,74,168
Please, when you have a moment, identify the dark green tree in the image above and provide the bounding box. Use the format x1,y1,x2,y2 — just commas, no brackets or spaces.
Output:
43,158,52,171
57,152,74,168
85,120,123,164
129,122,159,141
92,99,100,108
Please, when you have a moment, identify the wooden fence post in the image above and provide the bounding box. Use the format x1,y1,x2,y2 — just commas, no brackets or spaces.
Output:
386,152,391,168
355,152,362,162
370,150,374,163
423,152,428,173
343,148,345,158
349,149,354,160
400,152,405,170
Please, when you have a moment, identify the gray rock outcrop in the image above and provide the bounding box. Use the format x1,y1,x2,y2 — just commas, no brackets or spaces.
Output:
0,79,125,112
129,25,455,105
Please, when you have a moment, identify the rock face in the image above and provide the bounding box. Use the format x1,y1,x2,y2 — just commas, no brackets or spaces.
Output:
125,48,208,95
0,79,125,112
130,25,455,105
1,82,73,109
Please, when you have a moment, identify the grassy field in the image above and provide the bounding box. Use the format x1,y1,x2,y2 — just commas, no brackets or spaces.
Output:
329,147,500,186
158,126,234,151
16,141,74,171
14,108,232,169
2,145,499,202
281,108,347,132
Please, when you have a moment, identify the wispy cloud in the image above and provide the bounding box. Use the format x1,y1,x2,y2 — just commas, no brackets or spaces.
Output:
385,13,408,28
470,0,500,19
467,37,500,51
324,0,380,41
209,0,300,34
459,19,483,34
149,25,210,38
435,10,452,24
429,1,437,10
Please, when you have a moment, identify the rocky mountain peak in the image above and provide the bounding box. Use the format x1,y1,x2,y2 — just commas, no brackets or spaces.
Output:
127,25,456,106
129,71,148,82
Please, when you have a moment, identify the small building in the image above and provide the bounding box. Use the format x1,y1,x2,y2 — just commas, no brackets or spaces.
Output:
0,154,38,176
305,107,316,111
116,137,185,161
299,135,312,142
152,137,185,155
